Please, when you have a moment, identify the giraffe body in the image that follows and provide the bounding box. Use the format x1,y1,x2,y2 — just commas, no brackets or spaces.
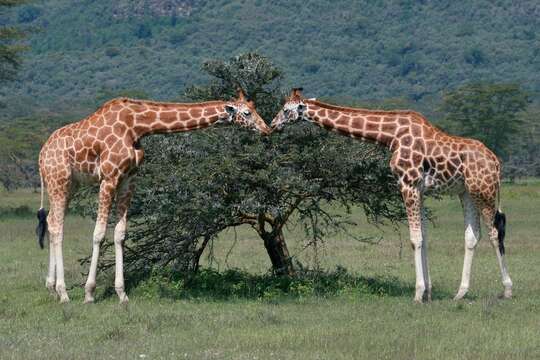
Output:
272,89,512,302
38,92,270,303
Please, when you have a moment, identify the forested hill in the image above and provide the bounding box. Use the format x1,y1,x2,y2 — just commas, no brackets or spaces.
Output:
1,0,539,120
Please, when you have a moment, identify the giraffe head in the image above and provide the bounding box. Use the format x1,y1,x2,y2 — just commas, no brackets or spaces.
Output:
223,89,271,135
271,88,307,131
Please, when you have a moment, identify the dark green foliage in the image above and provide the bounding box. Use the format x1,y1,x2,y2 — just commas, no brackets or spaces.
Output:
464,47,487,65
505,105,540,178
440,83,529,158
17,4,41,23
132,267,413,301
185,53,283,120
0,116,49,190
113,122,403,276
1,0,540,120
77,53,405,280
0,0,27,82
134,23,152,39
104,47,120,58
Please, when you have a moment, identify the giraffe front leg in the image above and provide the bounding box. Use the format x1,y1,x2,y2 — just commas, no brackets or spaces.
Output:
402,184,427,303
84,180,115,304
454,192,480,300
420,209,432,302
113,178,134,305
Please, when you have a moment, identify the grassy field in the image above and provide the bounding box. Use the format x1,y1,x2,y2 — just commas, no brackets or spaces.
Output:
1,181,540,359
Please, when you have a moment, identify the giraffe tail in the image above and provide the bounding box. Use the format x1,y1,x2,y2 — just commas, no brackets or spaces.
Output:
494,174,505,255
494,210,506,255
36,174,47,249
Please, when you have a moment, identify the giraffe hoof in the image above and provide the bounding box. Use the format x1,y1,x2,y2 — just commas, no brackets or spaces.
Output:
500,288,512,299
47,287,57,298
83,295,95,304
59,295,70,304
46,279,55,289
119,295,129,305
454,288,468,300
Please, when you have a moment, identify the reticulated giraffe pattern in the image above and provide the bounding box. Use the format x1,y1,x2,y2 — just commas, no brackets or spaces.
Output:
271,88,512,302
38,90,270,304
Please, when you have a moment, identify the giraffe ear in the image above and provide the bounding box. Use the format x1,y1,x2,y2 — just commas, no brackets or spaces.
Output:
291,87,304,98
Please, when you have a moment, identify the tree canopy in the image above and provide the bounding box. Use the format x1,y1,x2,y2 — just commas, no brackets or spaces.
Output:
440,83,529,159
77,53,406,280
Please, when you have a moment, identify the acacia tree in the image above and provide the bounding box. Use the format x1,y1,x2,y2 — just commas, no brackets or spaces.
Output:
79,53,405,279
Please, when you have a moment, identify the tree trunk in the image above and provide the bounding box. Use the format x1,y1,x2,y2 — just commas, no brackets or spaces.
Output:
262,229,295,276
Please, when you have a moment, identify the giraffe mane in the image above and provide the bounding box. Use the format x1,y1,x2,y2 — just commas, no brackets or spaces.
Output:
106,97,227,108
305,99,421,116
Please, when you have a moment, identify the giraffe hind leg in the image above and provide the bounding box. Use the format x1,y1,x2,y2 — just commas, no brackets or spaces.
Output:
46,191,70,303
476,198,512,299
454,191,481,300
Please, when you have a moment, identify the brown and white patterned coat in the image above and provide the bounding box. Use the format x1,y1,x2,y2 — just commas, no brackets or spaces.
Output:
271,88,512,303
37,90,270,304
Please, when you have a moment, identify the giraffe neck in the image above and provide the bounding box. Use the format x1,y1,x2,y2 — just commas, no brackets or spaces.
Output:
120,99,229,139
303,99,404,148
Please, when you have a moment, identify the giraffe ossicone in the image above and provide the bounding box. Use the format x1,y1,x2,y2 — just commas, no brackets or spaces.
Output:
36,90,270,304
271,88,512,303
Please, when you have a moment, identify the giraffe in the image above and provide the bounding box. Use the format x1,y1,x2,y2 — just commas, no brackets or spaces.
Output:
271,88,512,303
36,89,270,304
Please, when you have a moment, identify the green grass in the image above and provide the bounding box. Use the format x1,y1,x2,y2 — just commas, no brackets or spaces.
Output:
1,181,540,359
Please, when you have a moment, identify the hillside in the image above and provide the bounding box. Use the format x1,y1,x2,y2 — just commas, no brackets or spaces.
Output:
0,0,539,121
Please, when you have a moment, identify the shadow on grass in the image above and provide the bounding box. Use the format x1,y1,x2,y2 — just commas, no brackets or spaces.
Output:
118,266,453,302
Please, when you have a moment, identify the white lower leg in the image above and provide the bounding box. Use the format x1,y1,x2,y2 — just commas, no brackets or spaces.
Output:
455,225,479,299
421,244,431,301
455,193,480,300
46,236,56,295
52,232,69,303
114,219,128,304
84,222,106,303
410,227,426,302
414,243,426,303
494,247,513,298
420,213,431,301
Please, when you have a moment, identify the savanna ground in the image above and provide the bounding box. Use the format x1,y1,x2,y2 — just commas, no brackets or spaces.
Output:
1,181,539,359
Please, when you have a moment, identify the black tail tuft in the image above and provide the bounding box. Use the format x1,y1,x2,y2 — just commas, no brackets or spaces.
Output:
36,208,48,249
494,210,506,255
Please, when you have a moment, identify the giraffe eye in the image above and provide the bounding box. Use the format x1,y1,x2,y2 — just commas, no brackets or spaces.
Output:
243,110,251,116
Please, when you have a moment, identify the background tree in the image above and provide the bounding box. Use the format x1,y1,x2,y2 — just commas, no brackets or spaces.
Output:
439,83,529,159
0,0,29,190
0,0,27,82
77,53,406,282
504,104,540,178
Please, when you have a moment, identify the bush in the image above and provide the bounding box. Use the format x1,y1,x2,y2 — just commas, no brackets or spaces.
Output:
17,5,42,23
